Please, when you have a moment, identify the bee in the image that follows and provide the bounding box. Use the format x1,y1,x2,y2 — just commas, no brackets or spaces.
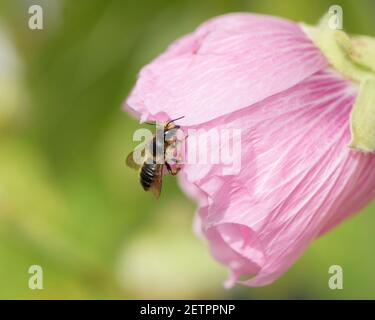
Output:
126,117,184,198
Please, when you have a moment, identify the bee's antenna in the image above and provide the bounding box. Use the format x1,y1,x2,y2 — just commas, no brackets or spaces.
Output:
167,116,185,126
144,122,155,125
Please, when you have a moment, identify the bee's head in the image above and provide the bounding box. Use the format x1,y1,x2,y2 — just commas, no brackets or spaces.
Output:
164,116,184,143
164,125,180,143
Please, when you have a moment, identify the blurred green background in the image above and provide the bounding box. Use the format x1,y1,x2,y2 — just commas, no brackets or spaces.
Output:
0,0,374,299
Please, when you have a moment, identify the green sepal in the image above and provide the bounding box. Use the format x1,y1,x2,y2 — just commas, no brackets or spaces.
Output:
349,78,375,152
301,15,375,152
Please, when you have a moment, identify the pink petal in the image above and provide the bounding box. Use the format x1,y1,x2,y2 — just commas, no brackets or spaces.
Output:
181,70,375,286
125,13,327,125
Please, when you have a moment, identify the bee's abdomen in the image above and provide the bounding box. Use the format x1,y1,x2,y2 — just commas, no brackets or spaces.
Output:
140,163,157,191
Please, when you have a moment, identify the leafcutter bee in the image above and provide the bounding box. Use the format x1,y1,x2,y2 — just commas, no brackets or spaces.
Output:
126,117,184,198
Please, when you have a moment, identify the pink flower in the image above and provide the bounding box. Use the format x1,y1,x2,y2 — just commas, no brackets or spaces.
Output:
125,13,375,286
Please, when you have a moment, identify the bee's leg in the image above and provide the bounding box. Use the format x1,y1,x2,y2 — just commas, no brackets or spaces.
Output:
165,161,181,176
165,162,173,175
170,166,181,176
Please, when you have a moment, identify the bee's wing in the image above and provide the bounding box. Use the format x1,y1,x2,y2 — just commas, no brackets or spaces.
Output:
126,138,155,171
149,164,163,199
126,151,143,171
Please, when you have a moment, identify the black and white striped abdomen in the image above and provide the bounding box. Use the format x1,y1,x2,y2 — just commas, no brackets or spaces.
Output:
140,163,157,191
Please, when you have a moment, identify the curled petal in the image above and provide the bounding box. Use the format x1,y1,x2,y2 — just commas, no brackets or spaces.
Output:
181,70,375,286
